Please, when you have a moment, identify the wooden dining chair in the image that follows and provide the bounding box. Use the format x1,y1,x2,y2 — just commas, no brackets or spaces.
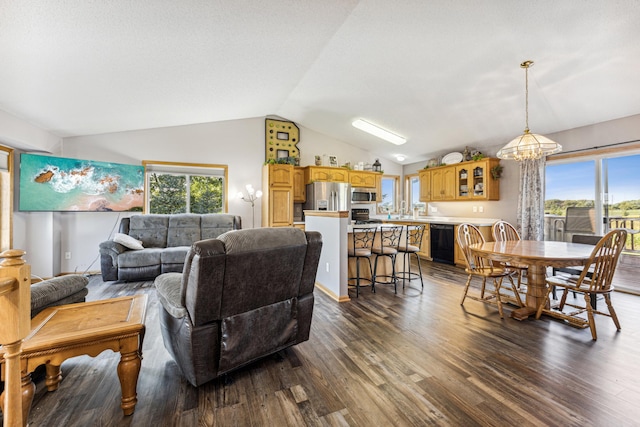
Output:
457,223,523,318
536,229,626,340
491,220,528,290
348,226,377,297
372,225,403,294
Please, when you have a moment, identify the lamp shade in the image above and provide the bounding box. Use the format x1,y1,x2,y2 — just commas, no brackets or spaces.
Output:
497,129,562,161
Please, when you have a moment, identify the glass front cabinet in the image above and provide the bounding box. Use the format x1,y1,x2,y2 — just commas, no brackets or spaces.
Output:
455,158,500,201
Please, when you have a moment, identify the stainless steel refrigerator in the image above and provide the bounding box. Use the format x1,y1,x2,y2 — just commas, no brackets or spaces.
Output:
303,182,351,213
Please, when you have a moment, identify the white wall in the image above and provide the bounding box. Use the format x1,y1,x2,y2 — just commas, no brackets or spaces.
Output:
402,113,640,227
53,117,401,275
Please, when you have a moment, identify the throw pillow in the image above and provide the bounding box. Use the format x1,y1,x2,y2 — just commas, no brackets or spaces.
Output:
113,233,144,250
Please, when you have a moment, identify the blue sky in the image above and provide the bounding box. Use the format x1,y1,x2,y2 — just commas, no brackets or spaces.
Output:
545,154,640,202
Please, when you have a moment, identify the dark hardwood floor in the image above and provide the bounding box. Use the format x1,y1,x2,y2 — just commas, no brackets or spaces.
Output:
11,261,640,426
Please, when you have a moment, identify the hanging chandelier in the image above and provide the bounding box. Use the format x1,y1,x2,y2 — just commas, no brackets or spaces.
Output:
497,60,562,161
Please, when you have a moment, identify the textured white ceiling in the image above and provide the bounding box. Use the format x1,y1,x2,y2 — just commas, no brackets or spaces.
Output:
1,0,639,164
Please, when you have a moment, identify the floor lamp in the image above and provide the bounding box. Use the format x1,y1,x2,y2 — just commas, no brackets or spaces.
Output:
237,184,262,228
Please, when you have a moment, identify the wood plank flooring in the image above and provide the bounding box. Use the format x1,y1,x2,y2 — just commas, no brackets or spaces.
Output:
8,261,640,426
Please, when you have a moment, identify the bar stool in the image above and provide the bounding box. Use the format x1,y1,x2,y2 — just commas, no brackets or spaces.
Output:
371,225,403,293
348,226,377,297
396,224,426,292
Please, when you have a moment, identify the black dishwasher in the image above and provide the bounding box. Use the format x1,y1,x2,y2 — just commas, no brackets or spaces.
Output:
430,223,455,264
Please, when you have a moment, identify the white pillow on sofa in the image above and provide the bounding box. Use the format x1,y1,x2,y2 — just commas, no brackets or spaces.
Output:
113,233,144,250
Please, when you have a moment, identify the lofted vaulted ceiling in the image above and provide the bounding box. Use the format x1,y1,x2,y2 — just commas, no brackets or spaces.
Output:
1,1,640,164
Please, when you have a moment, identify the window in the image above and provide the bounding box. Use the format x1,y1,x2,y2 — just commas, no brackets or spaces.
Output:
405,174,426,215
379,175,399,214
0,146,12,251
143,161,228,214
546,151,640,239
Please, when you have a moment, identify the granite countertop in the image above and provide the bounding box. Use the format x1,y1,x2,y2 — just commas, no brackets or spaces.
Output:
369,215,501,226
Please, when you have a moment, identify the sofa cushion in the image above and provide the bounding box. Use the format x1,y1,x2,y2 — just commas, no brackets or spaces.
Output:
161,246,190,264
167,214,202,247
31,275,89,313
129,215,169,248
113,233,144,250
201,214,237,240
119,247,164,268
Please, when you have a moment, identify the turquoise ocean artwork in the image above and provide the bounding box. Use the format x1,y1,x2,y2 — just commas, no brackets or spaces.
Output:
19,153,144,211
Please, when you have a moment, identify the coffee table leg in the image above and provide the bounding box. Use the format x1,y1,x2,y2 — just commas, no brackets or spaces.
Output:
117,336,142,416
45,364,62,391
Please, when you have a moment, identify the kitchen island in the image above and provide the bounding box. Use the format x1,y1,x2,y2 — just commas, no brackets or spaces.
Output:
305,211,503,301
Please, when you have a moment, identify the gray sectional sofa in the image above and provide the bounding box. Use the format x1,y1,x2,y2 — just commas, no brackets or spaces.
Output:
99,213,241,281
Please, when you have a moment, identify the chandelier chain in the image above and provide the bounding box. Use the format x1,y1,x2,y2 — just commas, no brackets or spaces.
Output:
524,65,529,131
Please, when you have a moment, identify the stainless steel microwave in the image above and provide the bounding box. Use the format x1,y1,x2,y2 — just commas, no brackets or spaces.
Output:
351,187,377,203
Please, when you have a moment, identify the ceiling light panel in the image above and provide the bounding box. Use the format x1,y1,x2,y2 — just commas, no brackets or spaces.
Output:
352,119,407,145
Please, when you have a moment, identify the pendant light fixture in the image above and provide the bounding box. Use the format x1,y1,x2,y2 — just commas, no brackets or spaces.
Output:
497,60,562,161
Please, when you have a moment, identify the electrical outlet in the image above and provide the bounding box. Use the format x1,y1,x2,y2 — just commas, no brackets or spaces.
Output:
325,262,330,272
479,206,484,213
472,206,478,213
65,252,72,260
430,206,437,213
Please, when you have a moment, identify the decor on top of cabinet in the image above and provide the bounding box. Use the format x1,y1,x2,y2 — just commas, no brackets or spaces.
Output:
265,118,300,165
315,155,322,166
329,155,338,167
372,159,382,172
490,164,503,180
471,151,485,161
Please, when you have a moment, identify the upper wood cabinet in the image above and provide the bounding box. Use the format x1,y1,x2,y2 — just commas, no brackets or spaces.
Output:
293,167,306,203
419,169,431,202
431,167,456,201
455,158,500,201
267,163,294,187
303,166,349,183
419,158,501,202
349,170,380,188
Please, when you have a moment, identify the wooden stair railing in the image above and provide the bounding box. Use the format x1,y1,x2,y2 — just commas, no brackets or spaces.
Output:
0,249,31,427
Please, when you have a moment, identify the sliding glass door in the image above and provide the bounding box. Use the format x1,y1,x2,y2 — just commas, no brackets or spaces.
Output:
545,152,640,245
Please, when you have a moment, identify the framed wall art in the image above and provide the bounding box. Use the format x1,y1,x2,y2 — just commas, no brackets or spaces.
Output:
19,153,144,212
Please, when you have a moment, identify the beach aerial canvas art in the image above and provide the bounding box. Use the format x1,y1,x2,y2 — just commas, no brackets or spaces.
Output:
19,153,144,212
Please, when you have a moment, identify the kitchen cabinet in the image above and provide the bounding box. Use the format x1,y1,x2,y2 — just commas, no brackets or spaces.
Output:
431,167,456,201
419,158,501,202
453,224,492,267
304,166,348,184
456,158,500,201
262,164,294,227
293,167,306,203
418,169,431,202
349,170,380,188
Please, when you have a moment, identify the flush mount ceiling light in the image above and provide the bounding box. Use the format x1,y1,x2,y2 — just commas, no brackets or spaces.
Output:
497,60,562,161
352,119,407,145
396,155,406,162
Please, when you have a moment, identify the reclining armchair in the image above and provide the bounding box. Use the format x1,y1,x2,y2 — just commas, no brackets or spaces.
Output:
154,227,322,387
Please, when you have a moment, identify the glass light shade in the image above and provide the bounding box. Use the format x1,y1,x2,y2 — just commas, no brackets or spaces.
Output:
255,190,263,198
497,130,562,161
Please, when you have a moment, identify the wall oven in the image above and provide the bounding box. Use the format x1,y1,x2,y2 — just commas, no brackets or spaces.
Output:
351,187,377,204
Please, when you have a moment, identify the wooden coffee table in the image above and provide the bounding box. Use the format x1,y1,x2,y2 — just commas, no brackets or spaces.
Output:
1,294,147,421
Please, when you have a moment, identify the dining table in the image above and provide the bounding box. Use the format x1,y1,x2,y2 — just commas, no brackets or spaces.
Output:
469,240,596,320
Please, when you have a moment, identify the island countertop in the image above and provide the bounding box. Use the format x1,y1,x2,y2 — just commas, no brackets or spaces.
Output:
368,216,501,227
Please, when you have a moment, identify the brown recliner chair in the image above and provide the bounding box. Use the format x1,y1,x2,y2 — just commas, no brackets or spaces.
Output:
154,227,322,387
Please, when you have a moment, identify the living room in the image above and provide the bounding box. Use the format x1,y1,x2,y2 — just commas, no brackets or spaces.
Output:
2,2,640,426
